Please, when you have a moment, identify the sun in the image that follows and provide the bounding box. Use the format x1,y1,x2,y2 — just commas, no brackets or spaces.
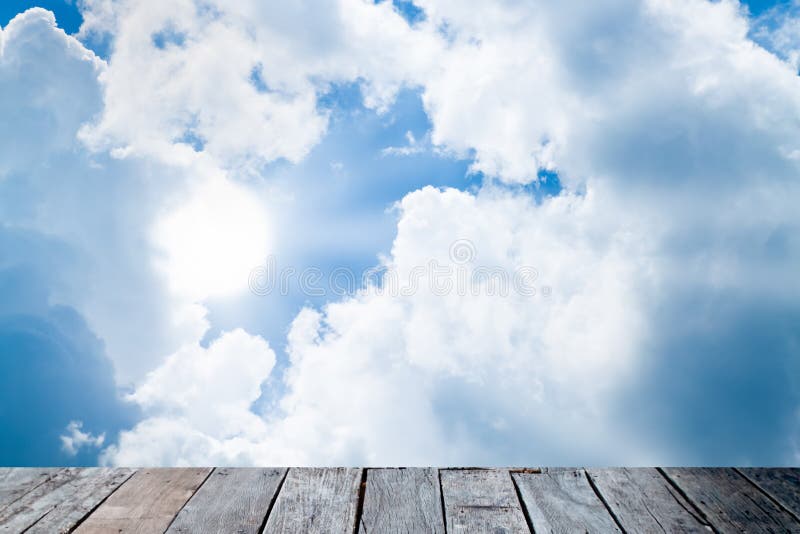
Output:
152,176,270,300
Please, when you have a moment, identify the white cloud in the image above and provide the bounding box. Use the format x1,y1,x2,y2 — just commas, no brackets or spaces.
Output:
101,0,800,466
76,0,442,172
61,421,106,456
0,9,270,384
101,329,275,466
5,0,800,466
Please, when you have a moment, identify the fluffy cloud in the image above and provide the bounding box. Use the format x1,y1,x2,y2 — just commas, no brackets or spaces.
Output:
77,0,441,171
61,421,106,456
4,0,800,466
103,0,800,466
101,329,276,466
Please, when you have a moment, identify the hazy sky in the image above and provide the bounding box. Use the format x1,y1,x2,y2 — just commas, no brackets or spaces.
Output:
1,0,800,466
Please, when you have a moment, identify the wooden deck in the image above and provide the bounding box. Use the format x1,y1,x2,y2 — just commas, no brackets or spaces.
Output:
0,467,798,532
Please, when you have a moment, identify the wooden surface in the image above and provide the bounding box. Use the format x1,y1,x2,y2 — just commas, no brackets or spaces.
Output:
261,467,362,533
586,467,711,532
359,467,445,533
166,468,286,534
513,468,621,532
440,468,530,533
73,468,210,534
0,467,798,532
661,467,800,533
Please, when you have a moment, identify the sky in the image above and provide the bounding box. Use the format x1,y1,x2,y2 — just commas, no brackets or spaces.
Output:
0,0,799,467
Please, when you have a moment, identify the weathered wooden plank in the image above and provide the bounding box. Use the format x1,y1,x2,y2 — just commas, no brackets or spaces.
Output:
262,468,362,534
23,468,135,534
513,468,620,533
739,468,800,520
166,468,286,534
0,468,87,531
73,467,210,534
663,467,800,533
586,467,711,533
440,468,530,533
0,468,57,510
359,468,445,534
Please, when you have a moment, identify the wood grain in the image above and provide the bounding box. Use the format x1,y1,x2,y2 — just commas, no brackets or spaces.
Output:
587,467,711,533
738,468,800,520
662,467,800,533
359,468,445,533
73,467,210,534
262,467,362,534
25,468,135,533
440,468,530,533
166,468,286,534
0,468,86,532
0,468,57,510
513,468,620,533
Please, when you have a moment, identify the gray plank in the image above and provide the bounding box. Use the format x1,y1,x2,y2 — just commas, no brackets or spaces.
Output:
663,467,800,533
0,468,85,532
359,468,445,534
587,467,711,533
74,467,211,534
440,468,529,533
0,468,57,510
513,468,620,533
25,468,135,534
739,468,800,520
262,467,362,534
166,468,286,534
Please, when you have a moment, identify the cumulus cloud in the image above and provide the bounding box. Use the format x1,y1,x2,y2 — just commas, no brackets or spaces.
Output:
4,0,800,467
101,329,276,466
102,0,800,466
76,0,442,171
61,421,106,456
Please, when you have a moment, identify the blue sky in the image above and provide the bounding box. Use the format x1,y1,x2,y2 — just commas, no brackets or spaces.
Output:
1,0,800,467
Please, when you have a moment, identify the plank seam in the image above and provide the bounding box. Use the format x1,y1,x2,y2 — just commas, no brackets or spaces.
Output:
351,468,368,534
583,468,627,534
437,468,448,534
257,468,289,534
733,468,800,525
0,469,63,516
655,468,719,534
162,468,216,533
64,468,138,534
509,471,536,534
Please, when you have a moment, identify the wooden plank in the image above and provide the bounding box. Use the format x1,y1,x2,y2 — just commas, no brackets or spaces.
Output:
23,468,135,533
74,467,210,534
662,467,800,533
359,468,445,533
0,468,57,510
262,468,362,534
166,468,286,534
586,467,711,533
513,468,620,532
0,468,87,531
739,468,800,520
440,468,529,533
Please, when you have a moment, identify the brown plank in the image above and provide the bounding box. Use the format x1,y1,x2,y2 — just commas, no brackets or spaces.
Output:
440,468,530,533
513,468,620,532
0,468,57,510
166,468,286,533
738,468,800,521
262,468,362,534
24,468,135,533
662,467,800,533
74,467,210,534
359,468,445,533
587,468,711,532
